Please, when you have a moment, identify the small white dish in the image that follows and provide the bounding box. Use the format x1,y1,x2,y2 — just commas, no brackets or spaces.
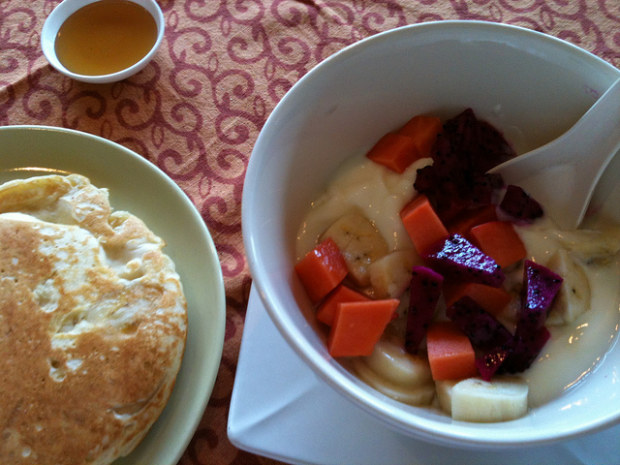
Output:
228,286,620,465
0,125,226,464
41,0,165,84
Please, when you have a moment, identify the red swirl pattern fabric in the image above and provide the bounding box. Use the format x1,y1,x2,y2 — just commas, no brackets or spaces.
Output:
1,1,619,464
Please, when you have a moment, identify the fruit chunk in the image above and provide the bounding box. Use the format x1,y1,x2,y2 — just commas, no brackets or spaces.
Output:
502,326,551,374
469,221,527,268
499,184,543,222
447,205,498,240
354,357,435,405
545,249,591,326
519,260,563,331
476,349,509,381
413,108,513,223
443,282,512,315
446,296,513,351
366,132,420,173
295,238,348,303
553,227,620,260
400,195,449,255
363,337,433,386
321,212,389,286
368,249,420,298
316,284,370,326
405,266,444,354
426,321,478,381
396,114,442,159
436,377,528,422
422,234,505,287
328,299,399,357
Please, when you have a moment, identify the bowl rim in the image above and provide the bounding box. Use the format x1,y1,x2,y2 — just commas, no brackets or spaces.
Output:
243,19,620,448
40,0,165,84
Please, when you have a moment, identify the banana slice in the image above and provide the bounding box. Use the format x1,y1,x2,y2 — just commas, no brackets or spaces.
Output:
435,379,457,415
546,249,591,325
353,357,435,406
436,377,528,422
368,249,422,298
552,226,620,262
352,336,435,406
364,337,433,386
321,211,389,286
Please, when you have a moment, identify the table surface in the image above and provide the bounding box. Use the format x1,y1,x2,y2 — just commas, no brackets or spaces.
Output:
1,1,619,464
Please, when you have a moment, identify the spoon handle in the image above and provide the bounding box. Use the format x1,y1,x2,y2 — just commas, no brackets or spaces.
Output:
489,77,620,229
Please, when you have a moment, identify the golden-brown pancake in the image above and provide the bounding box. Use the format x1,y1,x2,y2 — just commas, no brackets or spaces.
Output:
0,174,187,465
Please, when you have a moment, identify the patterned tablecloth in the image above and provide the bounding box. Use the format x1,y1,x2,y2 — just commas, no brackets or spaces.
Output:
1,1,619,464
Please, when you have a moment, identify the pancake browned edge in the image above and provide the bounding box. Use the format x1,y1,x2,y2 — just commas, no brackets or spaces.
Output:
0,175,188,465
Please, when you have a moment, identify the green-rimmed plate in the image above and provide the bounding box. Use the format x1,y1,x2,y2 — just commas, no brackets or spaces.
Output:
0,125,225,464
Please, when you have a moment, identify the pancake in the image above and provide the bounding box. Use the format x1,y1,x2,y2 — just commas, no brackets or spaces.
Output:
0,174,187,465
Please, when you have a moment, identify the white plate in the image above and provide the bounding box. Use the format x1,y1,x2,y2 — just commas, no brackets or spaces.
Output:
0,125,226,465
228,286,620,465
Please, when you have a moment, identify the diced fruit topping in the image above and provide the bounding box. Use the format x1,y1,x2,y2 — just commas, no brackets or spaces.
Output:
447,205,497,240
400,194,449,255
519,260,563,331
363,337,433,387
295,238,348,303
440,108,514,173
368,250,420,299
396,114,443,159
422,234,505,287
443,282,511,315
414,108,513,223
476,349,509,381
436,377,528,422
545,249,591,326
499,184,544,222
426,321,478,381
446,296,513,351
353,336,435,405
316,284,370,326
502,326,551,374
404,266,444,354
469,220,527,268
328,299,400,357
366,132,420,173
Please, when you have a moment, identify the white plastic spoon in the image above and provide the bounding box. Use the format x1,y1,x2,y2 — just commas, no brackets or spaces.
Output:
489,77,620,230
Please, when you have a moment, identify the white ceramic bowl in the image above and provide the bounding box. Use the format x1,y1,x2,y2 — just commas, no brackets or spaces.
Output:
242,21,620,448
41,0,165,84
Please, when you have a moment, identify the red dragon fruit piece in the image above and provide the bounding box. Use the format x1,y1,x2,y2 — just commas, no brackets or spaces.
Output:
414,108,513,224
519,260,563,331
422,234,505,287
476,348,509,381
405,266,444,354
501,326,551,374
446,296,513,350
500,185,544,222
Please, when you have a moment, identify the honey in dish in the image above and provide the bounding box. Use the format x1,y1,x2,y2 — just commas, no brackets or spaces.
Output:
54,0,158,76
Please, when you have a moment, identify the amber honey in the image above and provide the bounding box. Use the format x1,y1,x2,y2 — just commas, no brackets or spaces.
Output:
54,0,158,76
